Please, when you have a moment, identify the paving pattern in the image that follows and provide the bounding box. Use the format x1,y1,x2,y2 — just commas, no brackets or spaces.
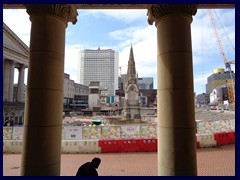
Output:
3,144,235,176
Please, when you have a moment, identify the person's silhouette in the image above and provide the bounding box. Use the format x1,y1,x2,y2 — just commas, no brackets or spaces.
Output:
76,157,101,176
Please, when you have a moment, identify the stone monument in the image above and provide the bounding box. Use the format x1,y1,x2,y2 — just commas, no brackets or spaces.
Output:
122,46,141,122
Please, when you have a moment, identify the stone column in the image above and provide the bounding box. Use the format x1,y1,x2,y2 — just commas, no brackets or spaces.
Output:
3,59,10,101
21,4,77,176
8,60,15,102
147,4,199,176
17,64,25,102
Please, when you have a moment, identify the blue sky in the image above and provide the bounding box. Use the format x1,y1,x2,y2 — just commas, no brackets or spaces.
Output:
3,8,235,95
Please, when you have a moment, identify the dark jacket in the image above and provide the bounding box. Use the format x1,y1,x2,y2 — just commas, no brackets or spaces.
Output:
76,158,101,176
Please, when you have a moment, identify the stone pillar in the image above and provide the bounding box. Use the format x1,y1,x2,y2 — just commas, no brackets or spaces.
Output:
21,4,77,176
147,4,199,176
17,64,25,102
8,60,15,102
3,59,10,101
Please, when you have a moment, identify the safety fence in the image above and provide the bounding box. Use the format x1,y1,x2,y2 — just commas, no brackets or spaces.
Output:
99,138,158,153
98,131,236,153
3,119,235,153
196,131,235,148
3,131,235,154
3,124,157,140
3,119,235,140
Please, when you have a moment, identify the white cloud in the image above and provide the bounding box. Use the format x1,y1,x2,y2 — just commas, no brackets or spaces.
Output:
64,44,85,83
109,26,141,41
110,24,157,77
194,72,211,84
3,9,31,46
80,9,147,23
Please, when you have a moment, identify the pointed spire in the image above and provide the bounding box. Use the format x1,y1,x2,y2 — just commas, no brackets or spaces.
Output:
127,45,136,75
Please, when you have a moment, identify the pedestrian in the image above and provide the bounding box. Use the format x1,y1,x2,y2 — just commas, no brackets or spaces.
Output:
76,157,101,176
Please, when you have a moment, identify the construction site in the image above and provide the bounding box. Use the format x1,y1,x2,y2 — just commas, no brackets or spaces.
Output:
203,10,235,112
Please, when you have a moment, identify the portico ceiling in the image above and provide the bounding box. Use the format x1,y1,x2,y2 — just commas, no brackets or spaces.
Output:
3,4,235,9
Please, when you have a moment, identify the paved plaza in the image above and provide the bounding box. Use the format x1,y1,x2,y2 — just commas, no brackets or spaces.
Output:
3,144,235,176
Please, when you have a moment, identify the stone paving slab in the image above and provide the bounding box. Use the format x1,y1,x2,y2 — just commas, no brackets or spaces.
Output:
3,144,235,176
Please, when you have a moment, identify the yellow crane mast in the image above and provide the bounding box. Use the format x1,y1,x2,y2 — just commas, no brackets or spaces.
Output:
208,9,235,111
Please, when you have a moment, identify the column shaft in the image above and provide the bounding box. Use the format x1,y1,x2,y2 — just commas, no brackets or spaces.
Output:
3,60,10,101
8,60,15,102
148,5,198,176
21,4,77,176
17,65,25,102
21,11,66,177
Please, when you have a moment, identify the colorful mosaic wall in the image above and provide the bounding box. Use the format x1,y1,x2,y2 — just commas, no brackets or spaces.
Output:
3,127,12,140
12,127,23,140
196,119,235,134
140,124,157,138
82,126,102,139
101,126,121,139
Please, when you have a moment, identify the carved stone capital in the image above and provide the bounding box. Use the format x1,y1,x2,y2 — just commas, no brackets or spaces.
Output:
25,4,78,25
16,63,27,70
147,4,199,26
8,59,15,65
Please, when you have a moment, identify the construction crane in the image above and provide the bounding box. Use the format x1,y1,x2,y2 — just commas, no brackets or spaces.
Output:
208,9,235,111
119,65,128,76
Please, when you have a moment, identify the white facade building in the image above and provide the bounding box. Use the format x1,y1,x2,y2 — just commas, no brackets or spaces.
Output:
210,86,229,106
88,81,100,110
79,47,119,96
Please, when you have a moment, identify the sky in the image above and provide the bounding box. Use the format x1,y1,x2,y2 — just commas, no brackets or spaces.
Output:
3,7,235,96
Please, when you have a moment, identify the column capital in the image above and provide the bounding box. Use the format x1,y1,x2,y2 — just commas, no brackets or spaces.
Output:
16,63,27,69
25,4,78,25
9,59,16,65
5,59,14,63
147,4,199,26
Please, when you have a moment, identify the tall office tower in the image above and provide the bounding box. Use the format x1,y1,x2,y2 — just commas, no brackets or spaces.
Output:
79,47,119,96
